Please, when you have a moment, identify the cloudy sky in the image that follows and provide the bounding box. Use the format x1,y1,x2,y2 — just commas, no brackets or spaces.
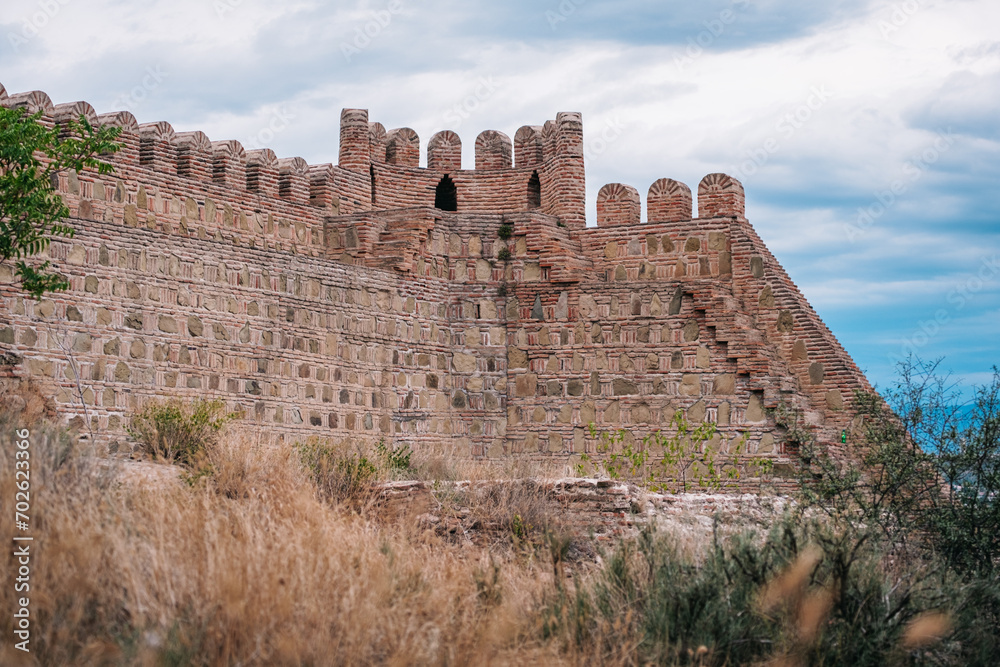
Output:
2,0,998,396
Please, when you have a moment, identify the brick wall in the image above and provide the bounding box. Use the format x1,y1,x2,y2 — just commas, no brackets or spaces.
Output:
0,84,873,487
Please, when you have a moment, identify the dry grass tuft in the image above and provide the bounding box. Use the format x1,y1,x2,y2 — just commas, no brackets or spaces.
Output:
0,376,56,424
901,611,953,649
759,544,823,614
796,588,834,644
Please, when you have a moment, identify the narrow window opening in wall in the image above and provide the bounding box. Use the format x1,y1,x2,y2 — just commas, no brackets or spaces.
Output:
475,303,481,319
527,170,541,209
435,174,457,211
370,165,377,205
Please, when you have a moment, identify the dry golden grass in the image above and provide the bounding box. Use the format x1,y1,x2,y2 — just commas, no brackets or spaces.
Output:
409,449,567,485
0,384,575,666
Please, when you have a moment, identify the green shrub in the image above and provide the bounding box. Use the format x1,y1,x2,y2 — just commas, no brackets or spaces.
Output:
782,357,1000,664
497,247,512,262
376,438,412,475
296,438,414,502
127,398,235,466
545,515,957,666
497,223,513,240
296,439,379,503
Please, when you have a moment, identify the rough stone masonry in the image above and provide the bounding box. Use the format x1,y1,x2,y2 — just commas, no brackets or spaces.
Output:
0,83,872,492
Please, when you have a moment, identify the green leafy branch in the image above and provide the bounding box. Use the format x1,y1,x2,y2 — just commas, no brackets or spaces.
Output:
0,106,122,298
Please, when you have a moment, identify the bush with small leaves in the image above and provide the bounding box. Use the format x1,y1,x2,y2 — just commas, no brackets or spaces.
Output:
376,437,412,475
127,398,236,467
296,439,379,504
581,411,753,493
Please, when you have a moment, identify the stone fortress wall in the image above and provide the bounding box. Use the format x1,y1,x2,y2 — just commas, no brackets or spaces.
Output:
0,82,872,490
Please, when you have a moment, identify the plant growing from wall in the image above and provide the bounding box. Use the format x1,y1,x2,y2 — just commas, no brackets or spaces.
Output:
580,411,771,492
496,218,515,297
580,424,648,481
647,410,724,492
0,106,121,299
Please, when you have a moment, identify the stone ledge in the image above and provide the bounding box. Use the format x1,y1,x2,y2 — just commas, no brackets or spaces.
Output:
376,477,793,541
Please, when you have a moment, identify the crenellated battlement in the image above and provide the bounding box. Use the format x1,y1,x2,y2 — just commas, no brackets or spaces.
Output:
596,175,745,227
0,83,749,232
427,130,462,172
3,88,55,115
335,106,589,225
0,85,595,226
0,81,872,486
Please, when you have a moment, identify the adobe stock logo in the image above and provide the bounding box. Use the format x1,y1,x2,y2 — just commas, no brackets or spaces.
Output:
888,254,1000,365
340,1,404,63
844,129,956,243
673,0,751,72
731,85,834,182
545,0,586,30
109,66,169,115
443,77,501,129
584,117,626,162
877,0,925,39
244,106,297,151
7,0,73,52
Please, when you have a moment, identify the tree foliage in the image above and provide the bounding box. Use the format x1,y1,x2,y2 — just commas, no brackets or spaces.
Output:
797,358,1000,576
783,358,1000,663
917,364,1000,575
0,106,121,298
